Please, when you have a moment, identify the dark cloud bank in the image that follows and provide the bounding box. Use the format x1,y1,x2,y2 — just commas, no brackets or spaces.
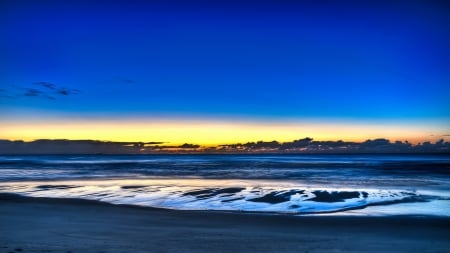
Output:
0,138,449,155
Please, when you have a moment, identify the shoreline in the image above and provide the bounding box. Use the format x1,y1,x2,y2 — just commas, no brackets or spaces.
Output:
2,177,449,217
1,192,446,217
1,193,449,253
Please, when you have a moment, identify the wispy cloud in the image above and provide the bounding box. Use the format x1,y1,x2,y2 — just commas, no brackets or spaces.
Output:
24,88,43,97
1,82,80,100
33,81,56,90
56,87,80,96
23,88,55,100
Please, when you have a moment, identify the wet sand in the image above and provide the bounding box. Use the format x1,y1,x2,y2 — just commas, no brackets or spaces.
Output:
0,193,449,253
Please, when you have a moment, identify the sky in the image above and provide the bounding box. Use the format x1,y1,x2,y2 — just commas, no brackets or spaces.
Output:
1,0,449,145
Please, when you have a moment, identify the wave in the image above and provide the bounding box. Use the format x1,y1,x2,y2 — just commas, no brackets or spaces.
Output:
0,179,446,215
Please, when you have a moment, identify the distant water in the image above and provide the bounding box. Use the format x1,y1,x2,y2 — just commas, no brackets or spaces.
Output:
0,154,449,216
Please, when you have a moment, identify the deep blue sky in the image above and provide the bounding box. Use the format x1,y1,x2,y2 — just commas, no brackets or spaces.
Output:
1,0,450,122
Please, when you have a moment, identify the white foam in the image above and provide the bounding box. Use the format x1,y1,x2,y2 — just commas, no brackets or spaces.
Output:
1,178,448,216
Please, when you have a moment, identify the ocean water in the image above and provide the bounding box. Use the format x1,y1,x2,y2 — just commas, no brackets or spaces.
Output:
0,154,449,216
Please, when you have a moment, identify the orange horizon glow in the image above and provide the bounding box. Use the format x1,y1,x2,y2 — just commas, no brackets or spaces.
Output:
1,117,449,146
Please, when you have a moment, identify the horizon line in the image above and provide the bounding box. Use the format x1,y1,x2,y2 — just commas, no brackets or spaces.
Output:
2,137,448,147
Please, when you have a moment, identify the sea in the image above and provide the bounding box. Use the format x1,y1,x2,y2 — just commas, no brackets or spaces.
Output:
0,154,449,216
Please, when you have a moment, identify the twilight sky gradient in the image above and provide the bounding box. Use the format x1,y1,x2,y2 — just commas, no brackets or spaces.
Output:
1,0,449,145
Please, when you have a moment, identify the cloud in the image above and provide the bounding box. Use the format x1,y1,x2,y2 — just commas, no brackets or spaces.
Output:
33,81,56,90
24,88,43,97
23,88,55,100
56,87,80,96
0,138,448,154
218,138,450,153
33,82,80,96
1,82,80,100
28,81,80,98
0,140,165,154
178,143,200,149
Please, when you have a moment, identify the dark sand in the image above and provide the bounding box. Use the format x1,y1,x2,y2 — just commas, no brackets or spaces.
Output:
0,193,449,253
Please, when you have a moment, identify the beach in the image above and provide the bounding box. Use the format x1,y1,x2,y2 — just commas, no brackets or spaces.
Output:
1,193,449,253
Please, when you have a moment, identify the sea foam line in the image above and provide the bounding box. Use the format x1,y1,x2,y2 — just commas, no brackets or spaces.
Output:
1,178,447,215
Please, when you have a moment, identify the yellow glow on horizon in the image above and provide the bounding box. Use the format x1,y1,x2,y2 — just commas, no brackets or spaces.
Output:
1,118,448,145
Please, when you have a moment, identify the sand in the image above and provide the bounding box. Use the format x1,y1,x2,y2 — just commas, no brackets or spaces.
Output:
0,193,449,253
